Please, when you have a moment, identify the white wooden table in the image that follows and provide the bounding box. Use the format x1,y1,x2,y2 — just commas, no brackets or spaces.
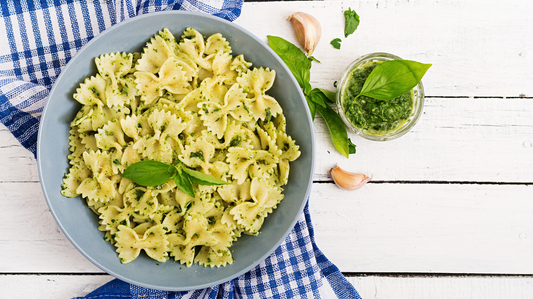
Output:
2,0,533,297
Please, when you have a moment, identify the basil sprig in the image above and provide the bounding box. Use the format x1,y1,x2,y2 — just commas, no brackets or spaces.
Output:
268,35,355,158
267,35,312,95
123,160,229,198
357,60,432,101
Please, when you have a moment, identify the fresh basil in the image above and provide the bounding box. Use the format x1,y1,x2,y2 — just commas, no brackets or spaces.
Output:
318,88,336,103
330,38,342,49
182,167,229,185
268,35,355,158
358,60,431,101
122,160,228,198
307,88,328,108
305,95,316,121
316,104,350,158
348,138,356,154
173,167,195,198
122,160,176,186
267,35,312,94
344,8,360,38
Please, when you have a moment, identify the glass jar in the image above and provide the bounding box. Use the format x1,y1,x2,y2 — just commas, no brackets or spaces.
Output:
336,52,425,141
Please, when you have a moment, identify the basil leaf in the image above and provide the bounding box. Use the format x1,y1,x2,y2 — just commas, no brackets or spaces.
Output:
305,96,317,121
316,104,350,158
182,167,229,186
307,88,328,108
344,8,360,38
318,88,336,103
330,38,342,49
359,60,431,101
122,160,175,186
267,35,312,94
174,170,195,198
348,138,357,154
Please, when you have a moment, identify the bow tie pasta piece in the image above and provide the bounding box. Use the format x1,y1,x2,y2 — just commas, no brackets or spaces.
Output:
179,28,212,71
62,27,301,267
95,52,138,108
168,213,218,266
135,57,195,105
217,179,252,204
195,218,235,268
179,137,215,170
199,83,253,139
229,178,284,235
199,76,228,105
61,163,91,198
227,147,279,185
115,224,169,264
132,109,187,164
259,117,301,185
230,55,252,76
237,68,283,121
98,203,135,236
76,151,119,202
205,33,231,56
211,52,239,85
95,119,129,152
73,75,107,106
136,28,180,73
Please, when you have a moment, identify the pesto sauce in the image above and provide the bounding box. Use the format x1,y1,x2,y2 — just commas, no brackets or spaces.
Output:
342,61,414,135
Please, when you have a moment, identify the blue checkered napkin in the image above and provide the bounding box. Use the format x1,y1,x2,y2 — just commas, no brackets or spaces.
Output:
75,204,361,299
0,0,242,156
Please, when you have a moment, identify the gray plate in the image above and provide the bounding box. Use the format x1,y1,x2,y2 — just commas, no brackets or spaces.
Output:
37,11,315,291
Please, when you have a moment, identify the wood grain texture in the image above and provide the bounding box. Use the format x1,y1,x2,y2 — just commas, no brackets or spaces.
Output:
237,0,533,97
2,274,533,298
347,275,533,299
310,183,533,274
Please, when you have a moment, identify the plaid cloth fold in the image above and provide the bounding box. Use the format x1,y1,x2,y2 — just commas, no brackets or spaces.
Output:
0,1,360,298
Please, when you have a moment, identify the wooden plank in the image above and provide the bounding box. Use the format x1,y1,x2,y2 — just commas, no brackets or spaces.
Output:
311,183,533,274
0,181,102,273
0,127,38,182
236,0,533,97
1,181,532,274
0,275,114,298
313,97,533,182
346,275,533,299
2,274,533,299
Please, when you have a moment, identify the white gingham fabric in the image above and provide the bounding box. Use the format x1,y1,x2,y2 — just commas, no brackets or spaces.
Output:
0,1,360,298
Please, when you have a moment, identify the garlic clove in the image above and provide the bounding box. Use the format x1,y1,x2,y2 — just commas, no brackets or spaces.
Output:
329,165,372,190
287,12,322,56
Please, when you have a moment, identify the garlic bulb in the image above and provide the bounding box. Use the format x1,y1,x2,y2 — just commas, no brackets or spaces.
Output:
287,12,322,56
329,165,372,190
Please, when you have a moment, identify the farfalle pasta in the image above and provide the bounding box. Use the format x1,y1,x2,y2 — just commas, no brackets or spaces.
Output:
61,28,300,267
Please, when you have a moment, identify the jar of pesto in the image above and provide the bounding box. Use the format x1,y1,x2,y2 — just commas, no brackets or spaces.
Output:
336,52,425,141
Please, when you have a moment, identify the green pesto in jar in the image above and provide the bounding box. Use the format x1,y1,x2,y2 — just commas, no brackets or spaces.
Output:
341,61,414,135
